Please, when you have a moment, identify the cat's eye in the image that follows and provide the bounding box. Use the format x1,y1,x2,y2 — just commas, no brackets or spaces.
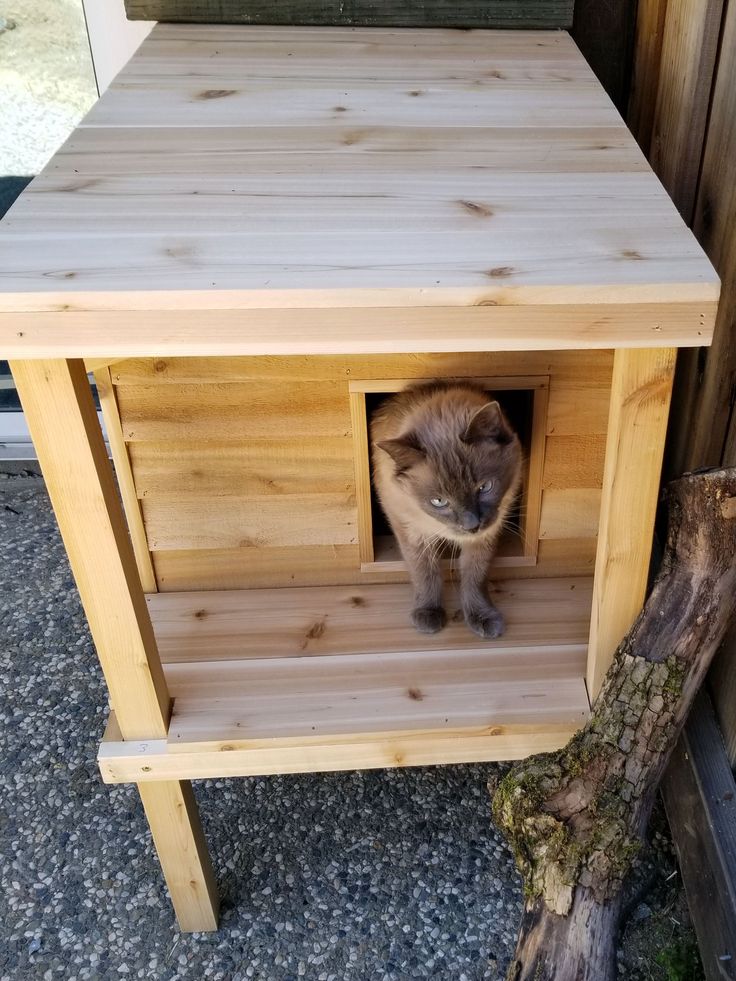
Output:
430,497,449,508
478,480,495,493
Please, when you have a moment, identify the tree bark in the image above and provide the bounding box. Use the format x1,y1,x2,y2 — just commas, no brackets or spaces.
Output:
492,468,736,981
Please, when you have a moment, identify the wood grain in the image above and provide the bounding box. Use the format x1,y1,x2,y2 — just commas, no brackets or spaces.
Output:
128,437,354,498
0,304,716,358
115,381,352,441
141,493,357,550
587,347,676,696
124,0,574,28
111,351,614,386
100,721,586,783
153,544,363,591
627,0,669,154
162,641,587,733
539,488,601,540
145,577,593,663
571,0,638,113
662,692,736,981
542,435,606,489
99,572,592,780
649,0,726,222
685,0,736,471
94,368,158,592
9,360,171,739
150,537,598,591
138,780,219,932
0,24,717,350
546,383,612,436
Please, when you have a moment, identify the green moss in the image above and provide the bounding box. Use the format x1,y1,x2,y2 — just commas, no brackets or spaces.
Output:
656,939,705,981
662,656,687,699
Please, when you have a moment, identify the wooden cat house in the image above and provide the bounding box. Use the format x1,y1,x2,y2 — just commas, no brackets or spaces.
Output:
0,23,718,932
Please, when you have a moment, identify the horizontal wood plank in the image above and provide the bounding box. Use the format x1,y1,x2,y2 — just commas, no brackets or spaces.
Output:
124,0,574,29
128,437,354,498
150,537,598,591
164,649,588,743
542,434,606,489
110,351,615,385
0,304,715,358
146,576,593,662
99,574,591,780
99,720,585,783
141,493,357,550
116,381,351,440
153,544,363,590
539,488,601,539
546,383,611,435
0,24,718,353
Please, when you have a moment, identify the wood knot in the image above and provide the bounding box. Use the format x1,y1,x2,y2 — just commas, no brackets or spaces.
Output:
196,89,237,100
621,249,644,260
459,199,494,218
485,266,514,278
407,687,424,701
350,595,366,607
301,617,327,649
194,609,208,619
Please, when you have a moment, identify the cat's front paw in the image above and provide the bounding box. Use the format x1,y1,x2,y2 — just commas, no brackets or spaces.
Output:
412,606,447,634
465,605,505,639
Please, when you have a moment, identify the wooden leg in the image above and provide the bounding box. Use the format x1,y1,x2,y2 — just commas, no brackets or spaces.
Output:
139,781,219,933
9,358,219,931
587,347,676,698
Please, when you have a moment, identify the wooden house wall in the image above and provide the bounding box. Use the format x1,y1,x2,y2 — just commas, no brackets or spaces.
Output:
106,350,612,592
123,0,575,30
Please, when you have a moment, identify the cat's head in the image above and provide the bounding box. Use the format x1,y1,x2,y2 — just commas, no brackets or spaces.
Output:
378,398,522,539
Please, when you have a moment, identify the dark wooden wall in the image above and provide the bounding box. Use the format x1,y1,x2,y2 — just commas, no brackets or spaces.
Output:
628,1,736,975
123,1,641,114
124,0,574,29
571,0,638,112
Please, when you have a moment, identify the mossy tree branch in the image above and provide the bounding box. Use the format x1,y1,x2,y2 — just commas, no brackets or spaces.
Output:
492,468,736,981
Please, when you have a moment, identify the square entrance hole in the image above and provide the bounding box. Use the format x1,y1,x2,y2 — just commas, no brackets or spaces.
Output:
349,376,549,574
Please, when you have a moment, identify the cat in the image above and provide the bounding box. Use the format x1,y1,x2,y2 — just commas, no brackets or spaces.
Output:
370,381,522,638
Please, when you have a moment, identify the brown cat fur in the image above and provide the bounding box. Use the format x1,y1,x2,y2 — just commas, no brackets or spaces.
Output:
371,381,522,637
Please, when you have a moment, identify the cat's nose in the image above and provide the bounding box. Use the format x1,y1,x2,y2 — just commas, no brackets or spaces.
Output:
460,511,481,532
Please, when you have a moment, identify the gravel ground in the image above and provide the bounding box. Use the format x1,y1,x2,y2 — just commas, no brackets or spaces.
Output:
0,472,701,981
0,0,97,175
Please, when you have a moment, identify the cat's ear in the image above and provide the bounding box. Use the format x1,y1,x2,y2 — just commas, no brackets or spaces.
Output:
377,433,425,471
462,401,513,445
